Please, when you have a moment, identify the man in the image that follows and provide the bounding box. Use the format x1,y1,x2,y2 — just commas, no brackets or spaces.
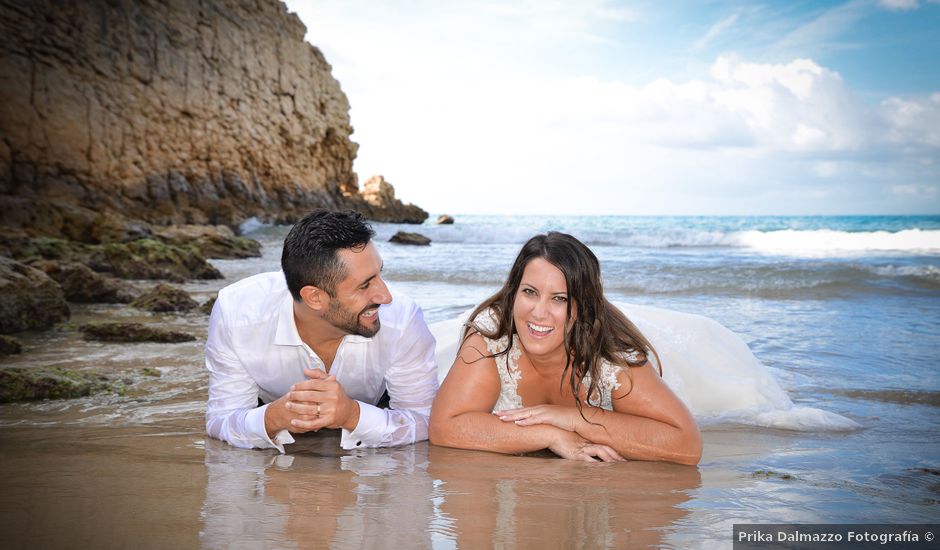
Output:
205,209,439,452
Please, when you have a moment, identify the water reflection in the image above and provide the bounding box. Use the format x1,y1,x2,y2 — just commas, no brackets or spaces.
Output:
202,434,435,548
201,434,700,549
427,446,701,549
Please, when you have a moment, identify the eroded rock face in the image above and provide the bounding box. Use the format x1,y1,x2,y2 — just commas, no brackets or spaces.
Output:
0,257,70,333
0,0,426,240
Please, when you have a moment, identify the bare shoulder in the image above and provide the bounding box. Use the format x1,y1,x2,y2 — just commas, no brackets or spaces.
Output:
434,331,501,414
454,330,497,366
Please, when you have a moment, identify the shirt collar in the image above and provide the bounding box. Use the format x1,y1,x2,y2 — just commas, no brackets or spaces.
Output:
275,295,304,346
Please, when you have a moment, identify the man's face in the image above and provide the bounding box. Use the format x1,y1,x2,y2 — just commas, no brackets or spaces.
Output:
321,241,392,338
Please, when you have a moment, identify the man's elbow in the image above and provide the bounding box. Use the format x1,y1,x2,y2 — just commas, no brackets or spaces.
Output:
204,414,227,443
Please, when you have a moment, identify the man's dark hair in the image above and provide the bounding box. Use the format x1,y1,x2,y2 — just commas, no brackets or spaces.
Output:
281,209,376,300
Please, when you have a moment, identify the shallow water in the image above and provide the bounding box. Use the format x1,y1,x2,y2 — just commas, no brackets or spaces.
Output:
0,422,708,549
1,215,938,548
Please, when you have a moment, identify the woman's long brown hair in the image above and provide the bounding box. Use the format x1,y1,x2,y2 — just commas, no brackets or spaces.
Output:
465,232,661,413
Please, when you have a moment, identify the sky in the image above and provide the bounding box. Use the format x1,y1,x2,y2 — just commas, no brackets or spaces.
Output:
282,0,940,216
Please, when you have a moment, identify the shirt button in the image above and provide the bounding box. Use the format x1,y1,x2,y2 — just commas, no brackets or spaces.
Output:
356,441,362,447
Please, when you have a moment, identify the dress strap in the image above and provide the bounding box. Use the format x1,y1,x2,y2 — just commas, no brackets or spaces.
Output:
470,309,524,411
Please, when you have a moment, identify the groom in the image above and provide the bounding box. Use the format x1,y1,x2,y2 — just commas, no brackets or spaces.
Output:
205,209,439,452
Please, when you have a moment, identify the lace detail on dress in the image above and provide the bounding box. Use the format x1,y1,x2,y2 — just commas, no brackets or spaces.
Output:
470,309,523,411
582,359,625,410
492,343,523,411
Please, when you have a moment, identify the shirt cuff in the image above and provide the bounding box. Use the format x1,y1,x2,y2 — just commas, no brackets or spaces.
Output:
246,403,295,453
340,401,387,450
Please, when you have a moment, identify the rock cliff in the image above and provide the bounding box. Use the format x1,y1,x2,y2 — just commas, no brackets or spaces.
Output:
0,0,427,240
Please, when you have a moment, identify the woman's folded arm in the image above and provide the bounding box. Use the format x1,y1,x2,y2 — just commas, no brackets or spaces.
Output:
494,363,702,465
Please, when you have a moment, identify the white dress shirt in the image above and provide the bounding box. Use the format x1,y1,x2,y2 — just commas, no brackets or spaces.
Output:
205,271,439,452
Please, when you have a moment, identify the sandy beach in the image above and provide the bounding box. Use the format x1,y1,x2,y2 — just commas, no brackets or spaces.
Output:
0,403,772,549
2,216,938,549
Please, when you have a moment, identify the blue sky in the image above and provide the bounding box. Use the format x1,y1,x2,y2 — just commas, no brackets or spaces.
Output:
283,0,940,215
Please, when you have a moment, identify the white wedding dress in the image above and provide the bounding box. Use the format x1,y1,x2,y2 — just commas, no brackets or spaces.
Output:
428,303,860,431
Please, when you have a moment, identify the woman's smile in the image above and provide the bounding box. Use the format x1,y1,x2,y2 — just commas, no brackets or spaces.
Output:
525,322,555,337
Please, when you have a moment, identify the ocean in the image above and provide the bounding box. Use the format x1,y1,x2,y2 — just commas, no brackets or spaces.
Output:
1,214,938,548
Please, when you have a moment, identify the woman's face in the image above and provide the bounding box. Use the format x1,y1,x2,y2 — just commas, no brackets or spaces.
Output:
512,257,573,359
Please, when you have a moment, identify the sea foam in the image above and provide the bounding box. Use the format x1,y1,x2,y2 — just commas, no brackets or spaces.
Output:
380,220,940,255
734,228,940,254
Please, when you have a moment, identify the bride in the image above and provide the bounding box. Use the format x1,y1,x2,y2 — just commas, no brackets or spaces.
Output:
429,232,703,465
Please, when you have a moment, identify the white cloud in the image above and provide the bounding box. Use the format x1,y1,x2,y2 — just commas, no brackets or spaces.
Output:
877,0,920,10
512,56,875,154
812,161,844,178
282,1,940,215
892,184,938,196
345,56,938,213
880,93,940,149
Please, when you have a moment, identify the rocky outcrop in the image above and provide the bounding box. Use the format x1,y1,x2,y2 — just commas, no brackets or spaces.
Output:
88,213,156,244
201,295,217,315
81,322,196,343
436,214,455,225
0,367,124,402
389,231,431,246
0,335,22,355
0,0,426,243
131,283,199,312
154,225,262,259
8,237,222,281
359,175,428,224
30,260,140,303
0,257,70,333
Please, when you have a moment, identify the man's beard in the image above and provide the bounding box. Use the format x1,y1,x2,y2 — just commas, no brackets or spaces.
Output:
323,299,381,338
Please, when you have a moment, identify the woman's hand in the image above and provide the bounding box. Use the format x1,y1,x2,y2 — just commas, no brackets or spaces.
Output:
548,430,624,463
494,404,581,431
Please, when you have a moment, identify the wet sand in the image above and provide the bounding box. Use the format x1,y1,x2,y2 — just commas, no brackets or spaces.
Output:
0,303,759,549
2,385,819,550
2,338,938,548
0,415,716,549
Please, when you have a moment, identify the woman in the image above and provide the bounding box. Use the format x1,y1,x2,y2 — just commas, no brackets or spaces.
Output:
429,232,702,465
